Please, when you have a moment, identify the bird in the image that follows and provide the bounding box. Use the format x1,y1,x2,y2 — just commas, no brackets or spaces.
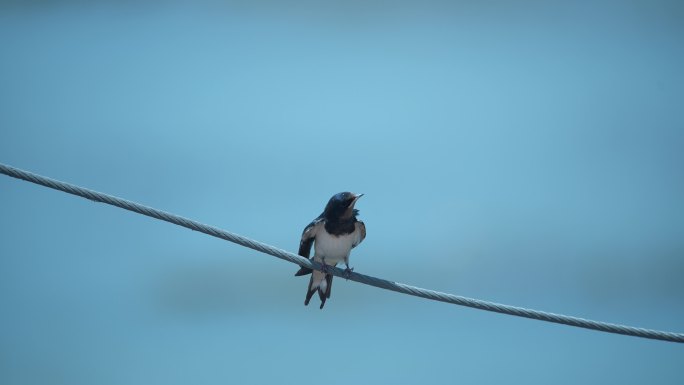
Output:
294,192,366,309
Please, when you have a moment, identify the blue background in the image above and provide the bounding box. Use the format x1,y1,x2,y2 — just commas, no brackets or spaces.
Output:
1,1,683,384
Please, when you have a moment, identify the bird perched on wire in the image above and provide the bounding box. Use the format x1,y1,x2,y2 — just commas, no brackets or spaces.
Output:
294,192,366,309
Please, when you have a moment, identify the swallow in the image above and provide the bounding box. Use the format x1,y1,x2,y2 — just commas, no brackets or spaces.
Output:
294,192,366,309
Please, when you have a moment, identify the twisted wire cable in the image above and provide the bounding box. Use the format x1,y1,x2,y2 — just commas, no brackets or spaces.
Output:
1,162,682,343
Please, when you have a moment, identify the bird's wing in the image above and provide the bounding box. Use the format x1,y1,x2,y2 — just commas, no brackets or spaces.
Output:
294,217,323,277
352,220,366,248
298,217,322,258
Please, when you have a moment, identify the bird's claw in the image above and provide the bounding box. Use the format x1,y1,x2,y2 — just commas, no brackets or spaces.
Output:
343,266,354,279
320,264,330,273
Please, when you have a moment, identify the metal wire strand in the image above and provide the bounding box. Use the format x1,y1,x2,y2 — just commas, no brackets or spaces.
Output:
1,162,682,343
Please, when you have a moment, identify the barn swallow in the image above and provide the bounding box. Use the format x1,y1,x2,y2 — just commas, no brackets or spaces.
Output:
294,192,366,309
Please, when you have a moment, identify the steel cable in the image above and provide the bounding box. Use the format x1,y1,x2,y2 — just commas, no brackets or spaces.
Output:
1,162,682,343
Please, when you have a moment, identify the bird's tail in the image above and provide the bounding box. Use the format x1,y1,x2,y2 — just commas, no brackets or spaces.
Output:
304,270,333,309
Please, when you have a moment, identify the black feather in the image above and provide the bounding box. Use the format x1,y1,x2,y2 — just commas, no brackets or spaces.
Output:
294,267,312,276
304,276,316,306
325,274,333,299
294,217,321,276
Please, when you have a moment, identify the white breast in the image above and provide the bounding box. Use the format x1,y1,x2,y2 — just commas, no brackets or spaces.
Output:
313,230,357,265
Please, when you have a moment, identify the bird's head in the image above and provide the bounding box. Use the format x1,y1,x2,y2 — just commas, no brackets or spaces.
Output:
323,192,364,221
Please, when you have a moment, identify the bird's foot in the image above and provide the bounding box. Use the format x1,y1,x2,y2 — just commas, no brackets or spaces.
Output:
320,264,330,273
343,266,354,279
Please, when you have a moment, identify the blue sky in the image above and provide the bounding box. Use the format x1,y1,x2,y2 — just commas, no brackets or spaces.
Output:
1,1,683,384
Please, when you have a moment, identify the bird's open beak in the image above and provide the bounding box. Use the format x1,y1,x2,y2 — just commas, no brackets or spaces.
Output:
354,193,364,201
